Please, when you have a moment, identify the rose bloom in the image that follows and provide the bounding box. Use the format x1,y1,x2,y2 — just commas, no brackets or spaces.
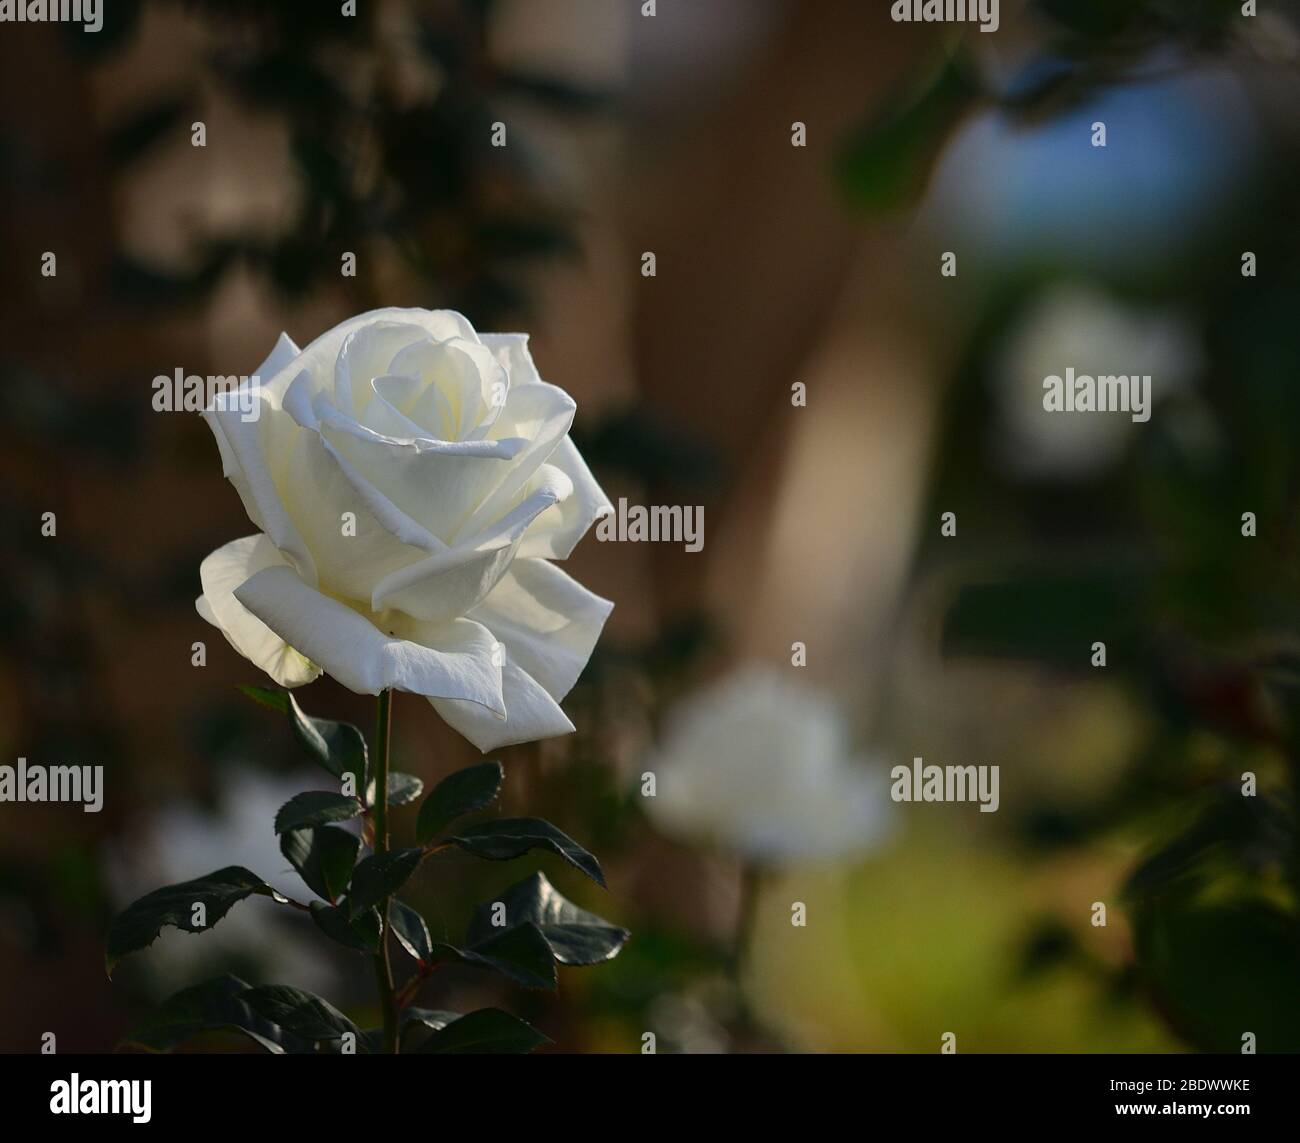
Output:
196,308,612,751
645,666,896,862
991,282,1202,480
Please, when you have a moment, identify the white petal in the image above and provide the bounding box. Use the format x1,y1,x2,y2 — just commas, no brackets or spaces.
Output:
412,309,481,344
252,332,302,389
234,565,506,707
479,333,611,559
369,467,572,621
479,332,540,386
203,391,318,586
431,657,574,752
334,321,429,415
279,428,441,600
320,403,522,543
195,535,321,687
516,437,612,560
454,381,576,542
259,309,481,420
390,337,506,439
470,558,611,700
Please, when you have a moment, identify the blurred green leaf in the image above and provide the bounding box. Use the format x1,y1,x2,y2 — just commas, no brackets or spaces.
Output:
1124,789,1291,900
107,250,232,308
942,566,1148,668
1032,0,1138,38
1132,897,1300,1052
837,53,978,212
576,405,721,490
107,97,195,167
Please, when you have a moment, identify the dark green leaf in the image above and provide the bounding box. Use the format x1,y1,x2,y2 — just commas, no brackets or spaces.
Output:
274,791,363,835
416,761,503,843
413,1008,549,1054
310,901,381,952
402,1006,460,1032
390,900,432,963
118,974,311,1054
400,1007,462,1051
385,772,424,806
240,685,368,793
106,867,278,976
348,848,422,915
466,872,628,965
238,684,289,713
430,922,557,990
240,985,362,1049
446,818,605,887
1132,897,1300,1052
280,826,360,903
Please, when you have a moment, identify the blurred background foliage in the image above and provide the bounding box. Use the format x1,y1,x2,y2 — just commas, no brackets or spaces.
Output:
860,0,1300,1053
3,0,1300,1052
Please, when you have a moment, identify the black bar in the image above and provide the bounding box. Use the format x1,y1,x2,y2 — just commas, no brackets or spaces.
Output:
2,1052,1288,1130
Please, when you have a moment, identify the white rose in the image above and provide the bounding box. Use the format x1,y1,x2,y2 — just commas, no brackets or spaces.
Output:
195,308,612,751
992,282,1202,480
645,666,896,862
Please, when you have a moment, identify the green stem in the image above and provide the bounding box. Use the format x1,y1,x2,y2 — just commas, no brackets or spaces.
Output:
732,861,763,982
373,688,398,1053
1287,749,1300,931
726,861,765,1046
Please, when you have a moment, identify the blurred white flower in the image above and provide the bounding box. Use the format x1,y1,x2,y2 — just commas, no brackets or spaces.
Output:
992,281,1202,479
646,991,730,1055
644,666,895,863
105,768,338,997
